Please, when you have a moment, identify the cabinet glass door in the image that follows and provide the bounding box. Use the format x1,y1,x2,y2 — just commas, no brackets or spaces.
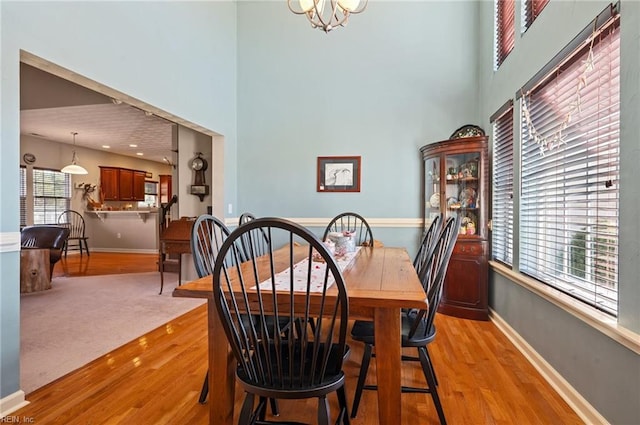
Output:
424,156,441,231
444,152,480,236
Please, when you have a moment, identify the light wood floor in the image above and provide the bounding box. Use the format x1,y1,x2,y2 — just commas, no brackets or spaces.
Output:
18,253,584,424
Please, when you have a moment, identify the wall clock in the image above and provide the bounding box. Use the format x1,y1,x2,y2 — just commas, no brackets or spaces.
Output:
190,153,209,202
23,153,36,164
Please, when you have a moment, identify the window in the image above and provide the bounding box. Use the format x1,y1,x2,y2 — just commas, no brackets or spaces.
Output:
491,101,514,266
20,166,27,227
138,181,158,208
519,6,620,316
522,0,550,32
33,168,71,224
495,0,515,69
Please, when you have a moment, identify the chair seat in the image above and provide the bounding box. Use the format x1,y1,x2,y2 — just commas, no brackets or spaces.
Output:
350,313,436,347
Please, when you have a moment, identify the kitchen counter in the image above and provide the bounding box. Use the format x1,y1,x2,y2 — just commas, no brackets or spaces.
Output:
86,210,157,223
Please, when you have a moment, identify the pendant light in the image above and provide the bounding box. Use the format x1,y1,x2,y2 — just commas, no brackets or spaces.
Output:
61,132,88,175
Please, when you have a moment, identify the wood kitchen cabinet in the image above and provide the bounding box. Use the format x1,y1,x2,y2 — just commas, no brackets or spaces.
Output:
100,166,146,202
420,130,489,321
99,167,119,201
159,174,172,204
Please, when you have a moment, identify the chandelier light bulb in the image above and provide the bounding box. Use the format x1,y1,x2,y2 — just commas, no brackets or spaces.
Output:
337,0,360,12
289,0,367,33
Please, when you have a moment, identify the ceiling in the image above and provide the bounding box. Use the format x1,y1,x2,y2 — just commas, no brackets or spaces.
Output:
20,63,175,164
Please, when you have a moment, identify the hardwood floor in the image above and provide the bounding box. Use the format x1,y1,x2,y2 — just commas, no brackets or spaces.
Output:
53,252,159,278
17,253,584,424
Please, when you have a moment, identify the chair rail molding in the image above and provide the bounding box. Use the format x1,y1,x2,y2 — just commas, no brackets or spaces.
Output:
227,217,423,228
0,232,20,253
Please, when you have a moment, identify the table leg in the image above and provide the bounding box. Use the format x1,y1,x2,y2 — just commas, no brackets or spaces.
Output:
208,299,235,424
374,307,402,424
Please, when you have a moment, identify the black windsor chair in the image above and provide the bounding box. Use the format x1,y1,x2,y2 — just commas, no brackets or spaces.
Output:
413,213,444,281
238,212,270,259
191,214,281,415
212,217,351,425
322,212,373,247
57,210,90,257
190,214,234,405
350,214,460,424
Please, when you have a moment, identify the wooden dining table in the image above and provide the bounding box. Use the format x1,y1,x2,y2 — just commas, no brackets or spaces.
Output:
173,245,428,424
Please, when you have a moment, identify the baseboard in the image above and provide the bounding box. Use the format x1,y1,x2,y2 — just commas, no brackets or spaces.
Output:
90,248,160,255
0,390,29,417
489,309,609,425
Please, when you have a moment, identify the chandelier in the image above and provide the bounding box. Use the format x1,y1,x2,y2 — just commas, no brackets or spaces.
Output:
287,0,368,33
61,132,88,175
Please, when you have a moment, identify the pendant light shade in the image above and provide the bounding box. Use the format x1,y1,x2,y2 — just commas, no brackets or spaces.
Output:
61,132,88,175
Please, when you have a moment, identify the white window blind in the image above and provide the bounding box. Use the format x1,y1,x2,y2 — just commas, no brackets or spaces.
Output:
20,166,27,227
33,168,71,225
495,0,515,69
522,0,550,32
491,101,514,265
519,7,620,316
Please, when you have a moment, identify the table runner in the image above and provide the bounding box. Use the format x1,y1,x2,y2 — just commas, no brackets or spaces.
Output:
254,247,361,292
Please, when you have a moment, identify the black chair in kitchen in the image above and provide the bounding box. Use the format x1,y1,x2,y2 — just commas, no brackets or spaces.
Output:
212,217,351,424
350,214,460,424
57,210,90,257
322,212,373,247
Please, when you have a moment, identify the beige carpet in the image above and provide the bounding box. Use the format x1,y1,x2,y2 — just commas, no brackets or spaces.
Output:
20,272,205,395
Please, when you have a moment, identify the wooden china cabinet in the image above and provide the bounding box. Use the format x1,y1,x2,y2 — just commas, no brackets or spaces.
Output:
420,127,489,320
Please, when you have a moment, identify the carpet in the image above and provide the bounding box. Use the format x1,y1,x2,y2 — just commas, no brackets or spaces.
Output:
20,271,206,395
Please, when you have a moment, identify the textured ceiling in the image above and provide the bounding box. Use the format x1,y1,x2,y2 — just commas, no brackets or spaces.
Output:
20,63,174,164
21,104,175,164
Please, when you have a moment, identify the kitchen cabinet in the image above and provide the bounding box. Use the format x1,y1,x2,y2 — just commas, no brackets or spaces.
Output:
100,166,146,202
159,174,172,204
420,133,489,321
99,167,119,201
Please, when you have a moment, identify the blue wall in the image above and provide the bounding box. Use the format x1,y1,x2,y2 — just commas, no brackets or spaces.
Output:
1,0,238,400
477,1,640,423
236,1,480,220
2,1,638,423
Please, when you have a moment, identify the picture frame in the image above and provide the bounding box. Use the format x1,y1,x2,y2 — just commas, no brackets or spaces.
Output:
317,156,361,192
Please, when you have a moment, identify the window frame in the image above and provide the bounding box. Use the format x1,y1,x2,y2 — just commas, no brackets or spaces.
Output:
32,167,72,225
490,100,515,266
522,0,550,32
516,4,620,317
495,0,516,69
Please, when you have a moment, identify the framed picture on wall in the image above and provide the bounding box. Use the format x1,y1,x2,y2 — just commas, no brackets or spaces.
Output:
317,156,361,192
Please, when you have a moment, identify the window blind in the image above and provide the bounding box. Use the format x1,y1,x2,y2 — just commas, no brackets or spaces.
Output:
495,0,515,68
33,168,71,225
519,10,620,316
20,166,27,227
491,101,514,266
522,0,550,31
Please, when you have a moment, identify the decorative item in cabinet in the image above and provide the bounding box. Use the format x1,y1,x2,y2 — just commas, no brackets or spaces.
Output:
420,131,489,320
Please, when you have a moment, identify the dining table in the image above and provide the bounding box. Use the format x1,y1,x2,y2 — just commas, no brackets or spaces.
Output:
173,245,428,424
